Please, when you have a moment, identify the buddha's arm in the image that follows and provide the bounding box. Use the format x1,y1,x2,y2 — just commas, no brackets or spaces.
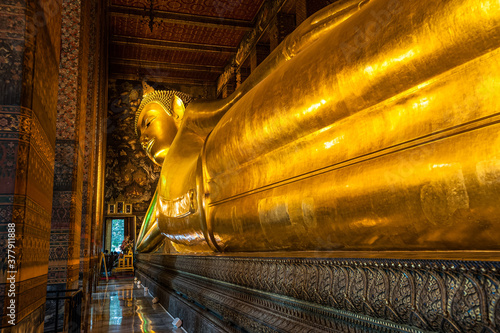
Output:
153,129,216,252
136,190,164,252
185,0,369,138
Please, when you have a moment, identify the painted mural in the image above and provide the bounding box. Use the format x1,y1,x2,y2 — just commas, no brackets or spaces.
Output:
105,79,161,215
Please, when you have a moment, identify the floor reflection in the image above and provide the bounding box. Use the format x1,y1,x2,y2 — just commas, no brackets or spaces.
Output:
89,278,183,333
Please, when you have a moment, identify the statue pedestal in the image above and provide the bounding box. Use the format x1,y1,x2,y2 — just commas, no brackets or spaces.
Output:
135,253,500,333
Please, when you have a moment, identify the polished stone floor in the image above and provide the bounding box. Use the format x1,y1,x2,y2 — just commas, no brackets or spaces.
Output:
88,277,184,333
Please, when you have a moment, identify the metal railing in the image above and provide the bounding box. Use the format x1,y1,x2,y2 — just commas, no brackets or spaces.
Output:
45,289,83,333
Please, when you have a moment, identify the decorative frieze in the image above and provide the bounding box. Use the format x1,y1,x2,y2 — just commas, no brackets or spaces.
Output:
137,254,500,333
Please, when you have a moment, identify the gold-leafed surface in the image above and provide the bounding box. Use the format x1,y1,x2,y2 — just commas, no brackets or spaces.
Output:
136,0,500,256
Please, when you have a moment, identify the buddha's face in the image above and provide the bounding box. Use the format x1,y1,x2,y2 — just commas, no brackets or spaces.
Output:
137,102,178,165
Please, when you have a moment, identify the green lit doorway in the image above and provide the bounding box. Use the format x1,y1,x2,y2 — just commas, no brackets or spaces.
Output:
104,216,136,253
110,219,125,252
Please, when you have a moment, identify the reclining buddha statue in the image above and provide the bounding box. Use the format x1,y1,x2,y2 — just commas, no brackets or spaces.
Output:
136,0,500,254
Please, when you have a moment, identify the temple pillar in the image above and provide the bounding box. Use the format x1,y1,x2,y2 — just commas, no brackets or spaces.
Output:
79,0,106,330
236,66,251,90
295,0,307,26
250,43,270,73
269,13,296,51
47,0,88,295
221,72,237,99
89,37,107,295
0,0,62,331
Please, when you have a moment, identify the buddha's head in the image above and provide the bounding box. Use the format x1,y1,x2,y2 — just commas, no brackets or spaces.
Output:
135,89,192,165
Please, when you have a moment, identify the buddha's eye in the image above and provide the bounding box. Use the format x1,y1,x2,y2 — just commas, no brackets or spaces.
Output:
145,116,156,129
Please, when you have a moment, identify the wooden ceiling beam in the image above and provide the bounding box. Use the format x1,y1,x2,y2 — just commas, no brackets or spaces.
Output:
110,35,237,53
108,73,216,86
109,58,224,73
109,5,253,30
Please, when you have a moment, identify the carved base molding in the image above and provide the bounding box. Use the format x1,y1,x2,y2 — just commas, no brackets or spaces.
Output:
135,254,500,333
135,270,237,333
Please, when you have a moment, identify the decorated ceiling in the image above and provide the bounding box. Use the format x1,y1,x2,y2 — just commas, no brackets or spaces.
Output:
111,0,265,20
108,0,266,86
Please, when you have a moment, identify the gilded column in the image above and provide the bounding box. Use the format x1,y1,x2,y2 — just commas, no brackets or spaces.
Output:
79,0,102,329
89,0,108,291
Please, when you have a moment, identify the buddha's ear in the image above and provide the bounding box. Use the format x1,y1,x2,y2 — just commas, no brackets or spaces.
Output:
172,95,185,120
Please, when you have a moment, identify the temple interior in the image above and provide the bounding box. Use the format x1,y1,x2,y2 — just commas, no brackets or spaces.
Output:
1,0,500,332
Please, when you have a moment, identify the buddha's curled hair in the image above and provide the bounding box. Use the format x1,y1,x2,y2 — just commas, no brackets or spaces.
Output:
135,90,193,136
